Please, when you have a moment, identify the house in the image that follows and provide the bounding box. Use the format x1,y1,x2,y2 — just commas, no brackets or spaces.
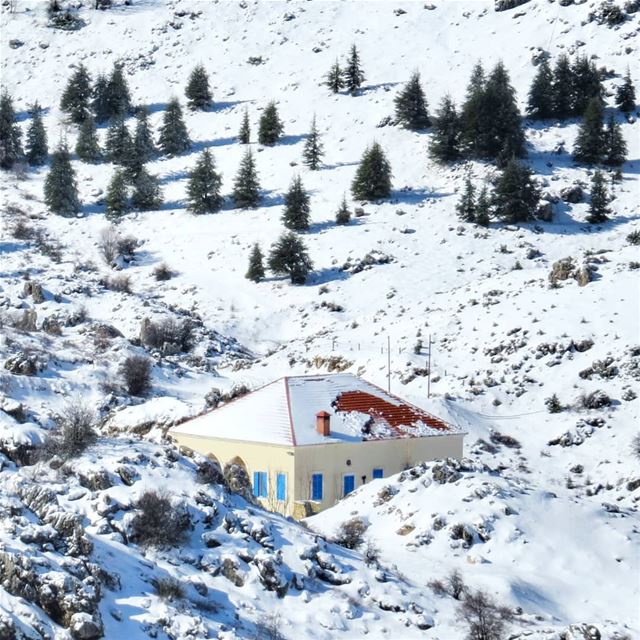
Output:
171,373,464,518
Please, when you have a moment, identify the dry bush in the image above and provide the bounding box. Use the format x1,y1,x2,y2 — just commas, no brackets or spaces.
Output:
152,577,185,600
98,226,138,266
131,489,190,548
153,262,173,281
120,355,151,396
140,317,194,352
458,589,513,640
334,517,368,550
41,399,97,461
103,274,132,293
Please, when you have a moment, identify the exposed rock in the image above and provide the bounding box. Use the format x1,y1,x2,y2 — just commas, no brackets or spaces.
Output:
23,280,45,303
536,200,554,222
4,351,46,376
70,612,103,639
432,461,462,484
560,184,584,203
495,0,531,11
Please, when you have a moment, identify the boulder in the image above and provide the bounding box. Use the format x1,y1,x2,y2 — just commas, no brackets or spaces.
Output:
536,200,554,222
560,184,584,203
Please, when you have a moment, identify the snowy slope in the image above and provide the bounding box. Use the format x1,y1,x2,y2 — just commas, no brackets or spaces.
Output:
1,0,639,638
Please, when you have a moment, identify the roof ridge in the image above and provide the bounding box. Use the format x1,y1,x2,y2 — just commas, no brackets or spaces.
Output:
283,377,297,446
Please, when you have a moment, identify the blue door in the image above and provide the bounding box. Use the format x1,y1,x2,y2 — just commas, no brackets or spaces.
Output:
343,475,355,496
311,473,323,501
276,473,286,501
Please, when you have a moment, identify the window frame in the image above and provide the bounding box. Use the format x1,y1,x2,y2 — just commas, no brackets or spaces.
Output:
276,472,287,502
372,467,384,479
310,473,323,501
253,471,268,498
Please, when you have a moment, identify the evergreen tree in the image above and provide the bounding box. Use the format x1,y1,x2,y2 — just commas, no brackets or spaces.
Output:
131,167,162,211
44,144,80,215
335,195,351,225
105,168,130,220
429,95,461,163
76,115,102,163
92,74,111,123
105,116,132,164
245,243,265,282
238,108,250,144
573,97,604,164
602,113,628,167
394,71,430,130
475,185,491,226
325,60,344,94
492,158,540,224
282,175,311,231
185,64,212,110
552,54,574,119
186,149,223,214
158,98,191,156
133,107,156,162
526,59,554,119
302,115,324,170
343,44,365,95
268,231,313,284
586,169,610,224
456,174,476,222
258,101,284,145
25,102,48,166
60,63,92,124
615,69,636,114
0,89,23,170
351,142,392,200
106,63,132,120
232,149,261,208
571,55,602,116
460,61,486,157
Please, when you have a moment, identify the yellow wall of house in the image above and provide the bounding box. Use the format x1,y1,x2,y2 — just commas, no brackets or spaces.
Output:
172,433,297,516
292,434,464,517
173,431,463,519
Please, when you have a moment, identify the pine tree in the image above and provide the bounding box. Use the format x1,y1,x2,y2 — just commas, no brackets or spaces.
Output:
76,115,102,163
335,195,351,225
60,63,92,124
602,113,628,167
158,98,191,156
573,97,604,164
343,44,365,95
92,74,111,123
456,174,476,222
133,107,156,162
552,54,574,119
44,144,80,215
394,71,430,130
429,95,461,163
185,64,212,110
351,142,392,201
258,101,284,145
325,60,344,94
106,63,132,120
105,117,132,164
268,231,313,284
282,175,311,231
232,149,261,208
460,61,486,157
105,168,130,220
186,149,223,214
245,243,265,282
571,55,602,116
526,59,554,119
25,102,48,166
475,185,491,226
586,169,610,224
0,89,23,170
238,108,250,144
615,70,636,114
492,158,540,224
131,167,162,211
302,115,324,170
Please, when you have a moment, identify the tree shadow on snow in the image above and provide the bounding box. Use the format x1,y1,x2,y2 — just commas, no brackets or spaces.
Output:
305,267,350,286
388,187,453,205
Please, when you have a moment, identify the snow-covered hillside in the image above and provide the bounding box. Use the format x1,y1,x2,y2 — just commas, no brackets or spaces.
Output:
1,0,639,638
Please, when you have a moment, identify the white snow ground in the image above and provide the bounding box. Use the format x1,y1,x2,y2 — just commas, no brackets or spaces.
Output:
1,0,639,638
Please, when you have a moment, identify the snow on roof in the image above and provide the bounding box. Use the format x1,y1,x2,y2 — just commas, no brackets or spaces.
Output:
172,373,456,447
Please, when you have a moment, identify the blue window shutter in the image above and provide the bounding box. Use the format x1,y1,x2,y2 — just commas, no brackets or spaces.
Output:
253,471,261,497
343,475,355,496
312,473,323,501
372,468,384,479
260,472,268,498
276,474,286,501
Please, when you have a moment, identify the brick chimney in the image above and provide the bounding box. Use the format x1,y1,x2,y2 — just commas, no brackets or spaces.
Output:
316,411,330,436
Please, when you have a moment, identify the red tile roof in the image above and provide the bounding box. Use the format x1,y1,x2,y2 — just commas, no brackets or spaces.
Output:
333,390,450,438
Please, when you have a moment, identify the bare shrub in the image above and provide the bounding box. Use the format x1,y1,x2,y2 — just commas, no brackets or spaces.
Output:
131,489,190,548
42,399,97,460
98,226,120,265
428,578,448,597
254,613,287,640
117,234,138,260
34,230,63,262
627,230,640,246
120,355,151,396
11,218,35,240
152,577,185,600
11,309,37,332
632,433,640,462
578,389,612,410
458,589,513,640
153,262,173,281
140,317,194,352
223,462,253,500
447,569,465,600
489,431,521,449
103,274,132,293
334,517,368,550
